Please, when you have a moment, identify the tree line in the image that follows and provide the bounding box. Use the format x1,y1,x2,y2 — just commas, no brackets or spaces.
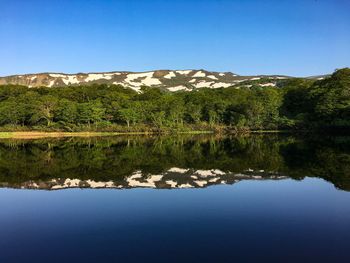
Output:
0,68,349,132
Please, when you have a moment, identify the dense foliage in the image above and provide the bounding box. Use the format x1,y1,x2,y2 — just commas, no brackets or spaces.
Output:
0,68,349,132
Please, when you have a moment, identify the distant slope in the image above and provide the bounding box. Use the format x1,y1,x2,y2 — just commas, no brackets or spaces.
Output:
0,69,291,92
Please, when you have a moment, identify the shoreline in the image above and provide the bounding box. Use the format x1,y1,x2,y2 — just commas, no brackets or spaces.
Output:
0,131,215,139
0,130,300,139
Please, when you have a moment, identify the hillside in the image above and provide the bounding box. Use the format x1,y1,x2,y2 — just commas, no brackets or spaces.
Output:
0,69,290,92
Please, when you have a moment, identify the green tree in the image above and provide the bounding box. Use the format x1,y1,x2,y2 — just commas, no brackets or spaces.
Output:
185,102,202,123
55,99,78,124
150,111,166,129
308,68,350,127
118,108,139,127
31,95,58,126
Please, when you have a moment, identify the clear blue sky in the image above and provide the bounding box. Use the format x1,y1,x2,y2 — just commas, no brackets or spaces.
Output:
1,0,349,77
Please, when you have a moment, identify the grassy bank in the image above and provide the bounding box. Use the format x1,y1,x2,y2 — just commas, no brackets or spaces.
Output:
0,129,300,139
0,130,215,139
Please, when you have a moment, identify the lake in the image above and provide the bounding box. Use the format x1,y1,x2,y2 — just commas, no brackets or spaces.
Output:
0,134,349,262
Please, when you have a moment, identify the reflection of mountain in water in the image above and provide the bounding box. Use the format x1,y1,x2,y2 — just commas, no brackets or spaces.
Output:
0,168,287,190
0,135,349,191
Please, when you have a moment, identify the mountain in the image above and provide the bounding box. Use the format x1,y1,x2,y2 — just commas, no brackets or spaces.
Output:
0,69,291,92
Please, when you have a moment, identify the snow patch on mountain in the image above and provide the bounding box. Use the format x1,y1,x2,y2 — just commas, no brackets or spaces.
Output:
195,81,214,88
211,82,233,88
207,75,218,80
125,72,162,89
168,85,190,92
260,83,276,87
48,80,55,87
85,73,113,82
164,71,176,79
176,70,192,75
193,71,206,77
49,74,66,78
62,76,80,85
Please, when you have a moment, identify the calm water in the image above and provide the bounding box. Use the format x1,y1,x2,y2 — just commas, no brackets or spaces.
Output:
0,135,349,262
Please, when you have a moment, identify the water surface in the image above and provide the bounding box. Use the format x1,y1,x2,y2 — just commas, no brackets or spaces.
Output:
0,135,349,262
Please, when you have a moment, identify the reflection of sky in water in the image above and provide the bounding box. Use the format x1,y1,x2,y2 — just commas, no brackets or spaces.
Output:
0,178,349,262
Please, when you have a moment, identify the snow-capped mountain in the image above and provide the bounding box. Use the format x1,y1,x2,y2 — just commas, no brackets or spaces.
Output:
0,69,289,92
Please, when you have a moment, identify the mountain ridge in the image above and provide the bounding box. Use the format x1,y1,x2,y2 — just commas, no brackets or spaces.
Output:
0,69,294,92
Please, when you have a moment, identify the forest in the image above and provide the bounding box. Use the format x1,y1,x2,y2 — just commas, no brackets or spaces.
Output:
0,68,349,133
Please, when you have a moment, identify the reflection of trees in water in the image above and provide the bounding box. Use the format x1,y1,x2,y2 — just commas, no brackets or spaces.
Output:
0,134,349,191
281,136,350,191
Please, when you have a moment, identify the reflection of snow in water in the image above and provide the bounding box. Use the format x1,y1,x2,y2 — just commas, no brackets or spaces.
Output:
168,167,189,173
9,167,287,190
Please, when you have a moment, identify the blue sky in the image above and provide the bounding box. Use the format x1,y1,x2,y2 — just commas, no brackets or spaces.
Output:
1,0,349,77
